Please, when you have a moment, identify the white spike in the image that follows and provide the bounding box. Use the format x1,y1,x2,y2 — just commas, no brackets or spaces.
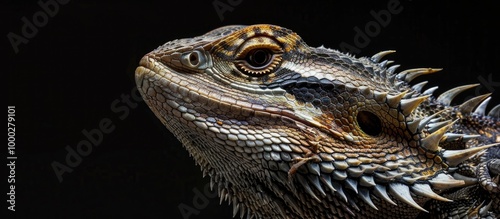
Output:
220,188,227,204
394,81,405,90
403,90,416,98
462,134,481,142
411,183,452,202
388,183,428,212
296,174,321,202
400,95,430,116
443,133,464,142
442,143,499,167
331,181,348,203
419,110,445,132
479,201,493,216
427,120,452,133
308,175,326,197
488,104,500,117
407,118,422,134
319,175,337,192
411,81,428,93
379,69,388,78
473,97,491,116
421,120,456,152
239,204,246,219
387,65,401,75
358,187,378,210
422,86,439,96
379,60,389,68
430,118,441,123
428,173,465,190
458,93,491,114
374,91,388,103
386,91,407,108
233,202,240,218
359,175,376,187
345,178,358,194
452,173,478,186
371,50,396,62
373,184,397,206
388,74,397,84
436,84,479,106
396,68,441,82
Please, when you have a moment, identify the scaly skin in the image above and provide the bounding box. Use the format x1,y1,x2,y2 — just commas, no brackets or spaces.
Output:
135,24,500,218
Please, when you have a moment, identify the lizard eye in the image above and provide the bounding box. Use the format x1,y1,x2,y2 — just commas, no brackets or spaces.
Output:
234,36,283,76
237,49,282,76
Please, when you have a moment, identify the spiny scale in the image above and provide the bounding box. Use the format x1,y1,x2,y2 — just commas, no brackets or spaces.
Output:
399,95,429,116
410,183,451,202
458,93,491,114
396,68,442,82
473,97,491,116
370,50,396,63
386,91,406,108
488,104,500,117
373,184,397,206
420,120,456,152
407,119,422,134
422,86,439,95
436,84,479,106
428,173,465,190
411,81,428,93
418,110,445,132
442,143,499,166
389,183,428,212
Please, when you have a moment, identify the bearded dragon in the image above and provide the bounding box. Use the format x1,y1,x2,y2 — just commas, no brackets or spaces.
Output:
135,24,499,218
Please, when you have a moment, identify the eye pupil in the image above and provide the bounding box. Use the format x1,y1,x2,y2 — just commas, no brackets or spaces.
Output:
247,49,271,67
189,52,199,66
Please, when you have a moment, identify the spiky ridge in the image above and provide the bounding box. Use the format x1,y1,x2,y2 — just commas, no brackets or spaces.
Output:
269,48,500,217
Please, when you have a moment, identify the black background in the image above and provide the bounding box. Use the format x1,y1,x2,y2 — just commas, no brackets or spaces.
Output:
4,0,500,218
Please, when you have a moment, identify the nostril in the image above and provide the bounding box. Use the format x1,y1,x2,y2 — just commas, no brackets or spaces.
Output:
180,48,208,70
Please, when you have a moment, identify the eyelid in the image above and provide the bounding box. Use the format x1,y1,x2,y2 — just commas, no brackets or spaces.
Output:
234,37,283,59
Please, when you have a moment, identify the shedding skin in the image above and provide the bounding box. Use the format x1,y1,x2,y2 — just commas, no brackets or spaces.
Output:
135,24,500,218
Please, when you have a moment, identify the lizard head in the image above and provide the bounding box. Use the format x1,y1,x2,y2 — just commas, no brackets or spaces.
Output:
136,24,498,218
